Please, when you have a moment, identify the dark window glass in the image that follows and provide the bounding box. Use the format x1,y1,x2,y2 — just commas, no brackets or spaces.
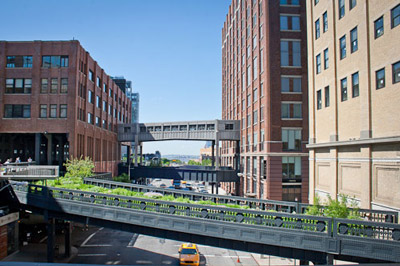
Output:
60,105,67,118
350,0,356,10
60,56,69,67
339,0,345,18
42,56,51,68
315,0,319,5
315,19,320,39
282,129,302,151
324,48,329,69
89,70,94,82
376,68,385,89
392,4,400,28
4,78,31,94
350,27,358,53
4,105,30,118
60,78,68,93
341,77,348,101
375,16,384,38
340,35,346,59
51,78,58,93
6,56,32,68
88,90,93,104
50,104,57,118
323,12,328,32
352,72,359,97
41,79,48,93
325,86,330,107
40,105,47,118
393,61,400,84
317,90,322,110
316,54,321,74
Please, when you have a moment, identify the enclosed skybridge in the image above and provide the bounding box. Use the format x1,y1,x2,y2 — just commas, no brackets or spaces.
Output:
118,119,240,142
118,120,241,187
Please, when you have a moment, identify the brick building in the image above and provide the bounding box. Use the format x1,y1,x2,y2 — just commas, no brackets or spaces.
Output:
307,0,400,211
0,41,131,175
221,0,309,202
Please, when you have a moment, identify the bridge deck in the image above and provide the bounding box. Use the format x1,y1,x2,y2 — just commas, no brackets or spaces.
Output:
8,181,400,264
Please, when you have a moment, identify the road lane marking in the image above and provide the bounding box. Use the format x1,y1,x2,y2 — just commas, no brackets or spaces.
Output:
77,254,107,256
80,227,106,247
39,236,48,243
81,244,112,247
126,233,138,247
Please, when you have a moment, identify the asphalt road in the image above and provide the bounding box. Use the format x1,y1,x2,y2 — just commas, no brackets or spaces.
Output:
69,226,258,265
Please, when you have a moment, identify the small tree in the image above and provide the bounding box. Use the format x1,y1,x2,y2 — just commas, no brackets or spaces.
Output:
63,156,94,179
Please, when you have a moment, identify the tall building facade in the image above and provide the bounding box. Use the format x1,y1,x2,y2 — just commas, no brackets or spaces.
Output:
221,0,309,202
307,0,400,211
0,41,132,175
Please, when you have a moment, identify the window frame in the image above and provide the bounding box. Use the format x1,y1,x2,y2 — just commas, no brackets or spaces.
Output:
341,77,348,101
374,16,384,39
352,71,359,98
376,68,385,89
350,26,358,53
317,90,322,110
391,4,400,28
340,35,346,60
393,61,400,84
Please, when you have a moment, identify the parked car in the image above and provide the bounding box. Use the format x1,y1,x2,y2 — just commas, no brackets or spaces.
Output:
178,243,200,266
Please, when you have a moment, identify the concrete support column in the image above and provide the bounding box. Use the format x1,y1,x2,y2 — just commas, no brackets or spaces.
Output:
46,217,55,263
35,133,41,165
139,144,143,165
211,140,215,167
309,149,316,204
44,133,52,165
64,222,71,258
216,139,220,170
331,147,338,199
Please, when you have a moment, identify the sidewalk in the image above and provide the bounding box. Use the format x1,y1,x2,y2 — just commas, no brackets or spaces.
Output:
1,223,96,263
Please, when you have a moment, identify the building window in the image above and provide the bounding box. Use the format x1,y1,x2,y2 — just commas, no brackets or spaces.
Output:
88,90,93,104
42,56,68,68
393,61,400,84
5,78,31,94
260,24,264,39
325,86,330,107
41,78,48,93
323,11,328,32
282,129,302,150
253,13,257,27
324,48,329,69
247,66,251,87
60,104,67,118
253,56,258,80
103,100,107,112
352,72,359,97
350,27,358,53
316,54,321,74
317,90,322,110
376,68,385,89
40,105,47,118
340,35,346,59
260,49,264,72
60,78,68,93
293,103,302,118
51,78,58,93
280,0,299,5
260,106,264,121
391,4,400,28
315,19,320,39
4,104,31,118
281,77,302,92
96,116,100,127
280,15,300,31
281,40,301,67
282,103,290,118
315,0,319,5
339,0,345,19
282,157,301,180
88,113,93,124
253,110,258,124
247,114,251,127
260,82,264,96
281,41,289,66
341,77,348,101
253,88,258,102
375,16,384,39
103,83,107,93
350,0,356,10
50,104,57,118
6,56,32,68
96,96,100,108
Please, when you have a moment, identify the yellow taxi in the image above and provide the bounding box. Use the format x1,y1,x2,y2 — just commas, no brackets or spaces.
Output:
178,243,200,266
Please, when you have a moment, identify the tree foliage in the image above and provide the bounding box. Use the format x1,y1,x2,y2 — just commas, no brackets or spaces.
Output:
63,156,94,179
305,194,360,219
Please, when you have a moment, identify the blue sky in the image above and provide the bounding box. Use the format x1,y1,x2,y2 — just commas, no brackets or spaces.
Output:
0,0,231,156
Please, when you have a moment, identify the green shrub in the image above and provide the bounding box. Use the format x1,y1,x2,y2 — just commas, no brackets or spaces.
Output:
113,173,130,183
63,156,94,179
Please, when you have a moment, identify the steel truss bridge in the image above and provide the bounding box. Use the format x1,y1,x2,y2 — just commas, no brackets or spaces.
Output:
2,180,400,265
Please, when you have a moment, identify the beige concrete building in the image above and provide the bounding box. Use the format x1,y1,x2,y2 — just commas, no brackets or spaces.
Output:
307,0,400,212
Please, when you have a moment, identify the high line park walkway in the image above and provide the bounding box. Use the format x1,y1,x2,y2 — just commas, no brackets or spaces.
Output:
1,179,399,265
118,120,241,192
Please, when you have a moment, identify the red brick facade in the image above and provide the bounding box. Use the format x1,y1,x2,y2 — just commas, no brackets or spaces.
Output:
221,1,309,202
0,41,131,176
